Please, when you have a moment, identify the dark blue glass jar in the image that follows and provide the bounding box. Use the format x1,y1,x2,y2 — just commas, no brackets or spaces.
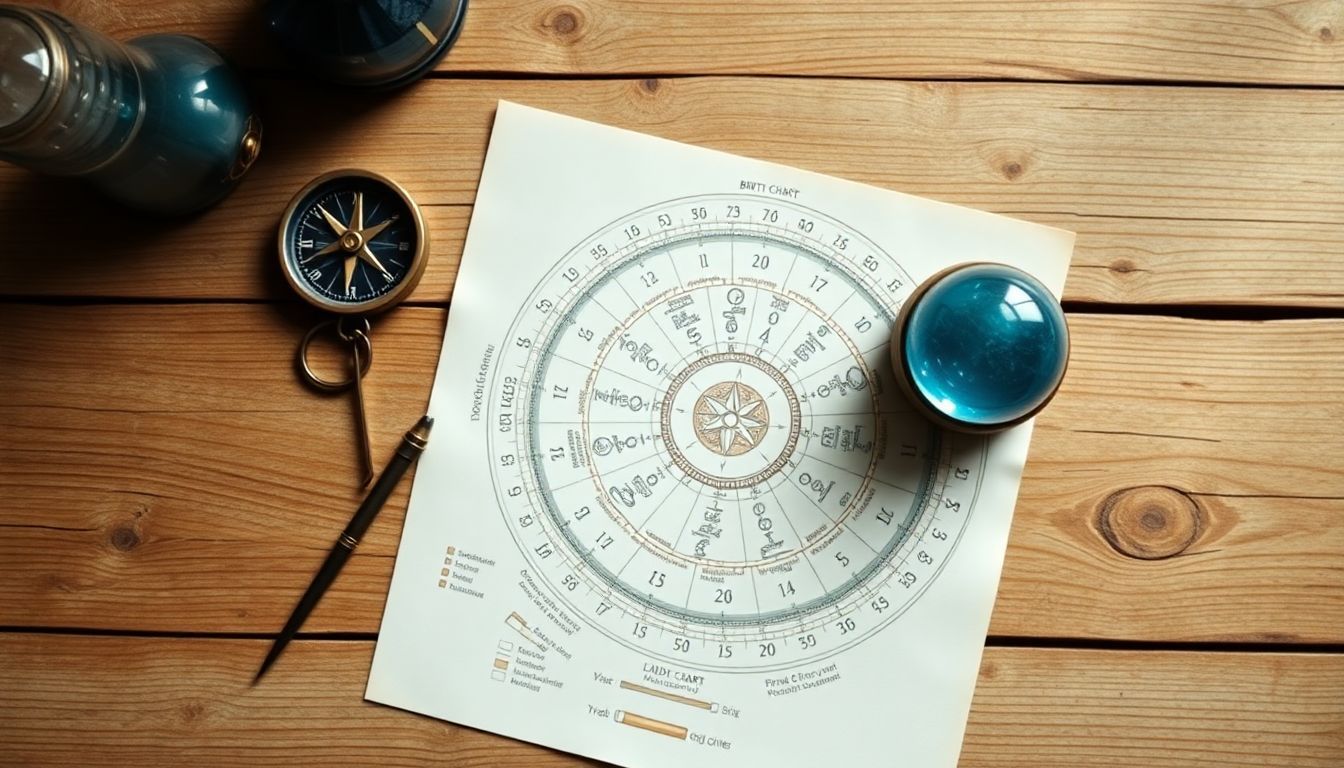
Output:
0,6,260,214
265,0,468,89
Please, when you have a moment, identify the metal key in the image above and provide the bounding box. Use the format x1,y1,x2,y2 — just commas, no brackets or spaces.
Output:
345,326,374,486
298,317,376,486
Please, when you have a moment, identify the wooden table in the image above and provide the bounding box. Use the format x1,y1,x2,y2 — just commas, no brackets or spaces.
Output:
2,1,1342,765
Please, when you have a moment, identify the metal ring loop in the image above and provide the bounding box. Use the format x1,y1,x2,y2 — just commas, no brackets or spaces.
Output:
298,319,373,392
336,315,371,343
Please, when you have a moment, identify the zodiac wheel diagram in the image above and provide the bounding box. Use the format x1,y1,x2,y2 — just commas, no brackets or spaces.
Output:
488,194,987,671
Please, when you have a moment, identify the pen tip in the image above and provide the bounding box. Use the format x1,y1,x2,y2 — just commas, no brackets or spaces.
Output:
404,415,434,448
254,643,283,685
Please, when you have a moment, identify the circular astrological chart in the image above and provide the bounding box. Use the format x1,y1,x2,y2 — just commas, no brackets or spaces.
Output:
488,194,987,672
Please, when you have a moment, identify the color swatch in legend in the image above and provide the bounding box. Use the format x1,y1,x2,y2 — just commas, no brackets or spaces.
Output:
615,710,688,740
619,680,718,712
438,545,456,589
505,611,545,649
491,639,513,682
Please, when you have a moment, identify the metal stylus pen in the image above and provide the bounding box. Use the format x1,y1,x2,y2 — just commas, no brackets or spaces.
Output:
253,414,433,683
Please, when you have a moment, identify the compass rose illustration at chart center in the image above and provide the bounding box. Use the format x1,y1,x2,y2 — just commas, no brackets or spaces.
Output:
660,351,803,491
694,381,769,456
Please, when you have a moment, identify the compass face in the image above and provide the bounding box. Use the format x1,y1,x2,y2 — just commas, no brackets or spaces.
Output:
278,170,428,314
662,351,801,489
488,194,987,671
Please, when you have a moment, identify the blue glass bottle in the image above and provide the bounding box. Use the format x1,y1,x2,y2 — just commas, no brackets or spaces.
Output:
0,5,260,214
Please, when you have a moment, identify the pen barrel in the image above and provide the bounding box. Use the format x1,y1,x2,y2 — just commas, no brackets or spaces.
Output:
341,450,414,545
255,415,432,683
273,542,354,641
340,415,432,544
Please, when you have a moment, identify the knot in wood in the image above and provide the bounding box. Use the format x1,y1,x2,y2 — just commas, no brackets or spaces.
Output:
542,6,583,39
106,502,148,552
990,149,1032,182
1108,258,1139,275
1097,485,1201,560
109,527,140,552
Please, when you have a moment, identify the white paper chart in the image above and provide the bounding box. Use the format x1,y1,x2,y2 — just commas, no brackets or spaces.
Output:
367,102,1074,767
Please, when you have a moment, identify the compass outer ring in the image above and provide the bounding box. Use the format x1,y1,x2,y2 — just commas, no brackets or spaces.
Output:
277,168,430,315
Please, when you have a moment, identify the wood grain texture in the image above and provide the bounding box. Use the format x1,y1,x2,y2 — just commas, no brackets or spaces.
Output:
1,634,1341,767
963,646,1344,767
0,303,442,634
22,0,1344,85
1,305,1340,641
2,1,1339,765
1,78,1341,308
999,312,1344,641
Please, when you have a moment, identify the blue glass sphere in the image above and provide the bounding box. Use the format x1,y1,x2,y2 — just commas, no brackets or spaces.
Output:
896,263,1068,431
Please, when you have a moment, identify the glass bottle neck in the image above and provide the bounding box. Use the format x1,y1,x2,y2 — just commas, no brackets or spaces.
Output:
0,14,50,130
0,6,143,176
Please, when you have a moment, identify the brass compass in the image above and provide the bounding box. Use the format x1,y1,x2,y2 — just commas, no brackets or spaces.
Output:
279,169,428,314
278,169,429,484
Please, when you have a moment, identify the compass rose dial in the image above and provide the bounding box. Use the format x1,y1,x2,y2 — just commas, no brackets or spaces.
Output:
660,351,802,491
695,381,767,455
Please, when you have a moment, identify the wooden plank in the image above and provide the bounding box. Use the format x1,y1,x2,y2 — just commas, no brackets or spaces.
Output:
0,303,443,633
999,311,1344,640
26,0,1344,85
964,646,1344,767
1,634,1341,767
2,78,1340,308
0,304,1340,641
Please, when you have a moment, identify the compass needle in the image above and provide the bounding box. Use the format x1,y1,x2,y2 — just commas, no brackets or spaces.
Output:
358,244,394,280
342,254,357,294
316,203,347,236
361,214,400,242
303,240,343,261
